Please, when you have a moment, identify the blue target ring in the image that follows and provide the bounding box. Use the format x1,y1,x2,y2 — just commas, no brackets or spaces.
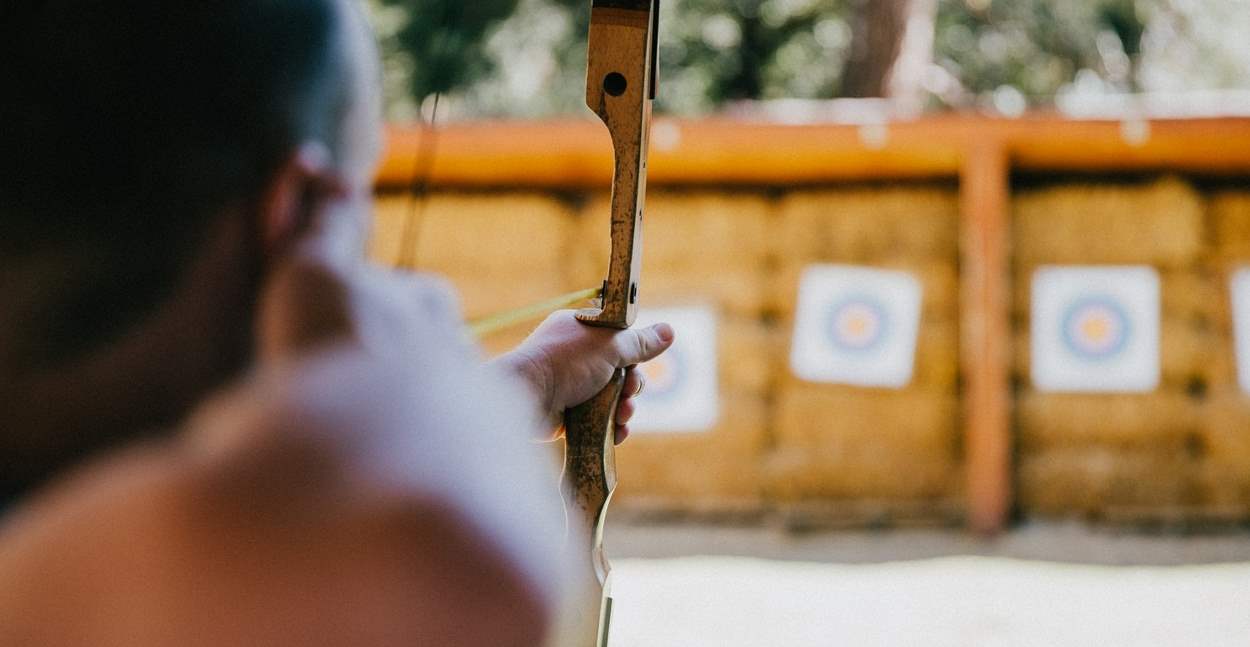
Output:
824,295,892,355
1061,295,1133,361
638,343,685,405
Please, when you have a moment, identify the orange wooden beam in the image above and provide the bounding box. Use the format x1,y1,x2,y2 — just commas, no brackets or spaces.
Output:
376,118,961,190
960,142,1013,535
377,114,1250,190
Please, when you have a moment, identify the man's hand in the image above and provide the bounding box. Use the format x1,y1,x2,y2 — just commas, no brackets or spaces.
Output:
256,190,676,447
495,312,675,445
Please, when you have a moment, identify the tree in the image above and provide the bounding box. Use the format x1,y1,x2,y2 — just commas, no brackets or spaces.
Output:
371,0,1250,119
840,0,938,110
376,0,520,102
932,0,1148,105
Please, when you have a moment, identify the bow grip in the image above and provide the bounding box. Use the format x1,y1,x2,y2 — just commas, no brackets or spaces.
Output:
561,368,625,647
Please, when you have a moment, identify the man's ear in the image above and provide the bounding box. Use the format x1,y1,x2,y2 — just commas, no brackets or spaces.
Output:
258,142,346,256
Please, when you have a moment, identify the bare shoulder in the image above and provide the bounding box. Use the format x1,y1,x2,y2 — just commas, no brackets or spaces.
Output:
0,349,562,647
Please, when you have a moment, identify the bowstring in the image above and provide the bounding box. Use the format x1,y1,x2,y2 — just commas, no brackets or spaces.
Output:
391,5,602,335
398,92,441,270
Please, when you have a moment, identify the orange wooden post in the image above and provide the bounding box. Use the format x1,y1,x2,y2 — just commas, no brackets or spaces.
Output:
959,141,1013,535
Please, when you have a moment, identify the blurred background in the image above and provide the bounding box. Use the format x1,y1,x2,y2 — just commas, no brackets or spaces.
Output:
365,1,1250,644
366,0,1250,119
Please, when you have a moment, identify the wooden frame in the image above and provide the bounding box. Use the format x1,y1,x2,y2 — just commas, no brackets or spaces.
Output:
379,115,1250,534
379,115,1250,189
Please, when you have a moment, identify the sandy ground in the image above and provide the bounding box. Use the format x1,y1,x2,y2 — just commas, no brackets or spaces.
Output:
602,522,1250,646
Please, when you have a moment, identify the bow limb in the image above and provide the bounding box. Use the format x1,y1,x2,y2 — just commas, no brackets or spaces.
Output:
561,369,625,647
560,2,659,646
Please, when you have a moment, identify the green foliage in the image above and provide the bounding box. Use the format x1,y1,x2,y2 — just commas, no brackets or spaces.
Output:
656,0,849,110
934,0,1149,101
372,0,1249,118
378,0,520,100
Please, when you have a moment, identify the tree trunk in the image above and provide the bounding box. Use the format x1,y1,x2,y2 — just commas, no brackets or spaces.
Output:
839,0,938,110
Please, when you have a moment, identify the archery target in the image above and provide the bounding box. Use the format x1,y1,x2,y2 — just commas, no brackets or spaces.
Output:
637,344,684,404
1061,297,1132,360
789,265,922,388
630,306,719,433
827,296,891,353
1230,268,1250,394
1031,266,1160,393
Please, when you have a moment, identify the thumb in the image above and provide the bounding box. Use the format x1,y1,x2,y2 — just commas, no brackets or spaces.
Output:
613,323,676,367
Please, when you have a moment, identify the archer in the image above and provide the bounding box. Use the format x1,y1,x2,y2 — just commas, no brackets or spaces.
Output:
0,0,672,644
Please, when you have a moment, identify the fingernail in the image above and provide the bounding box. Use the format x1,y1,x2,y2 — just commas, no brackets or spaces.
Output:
654,323,675,343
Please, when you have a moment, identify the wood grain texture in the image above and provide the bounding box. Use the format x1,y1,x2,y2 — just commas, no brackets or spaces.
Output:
575,3,655,330
377,116,1250,189
960,142,1012,536
561,369,625,647
560,2,657,645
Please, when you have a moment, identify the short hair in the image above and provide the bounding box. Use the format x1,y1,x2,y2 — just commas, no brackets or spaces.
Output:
1,0,349,362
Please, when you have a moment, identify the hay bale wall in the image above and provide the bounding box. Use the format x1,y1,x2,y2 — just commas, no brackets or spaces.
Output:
367,176,1250,527
764,186,964,525
369,185,964,525
1013,178,1250,524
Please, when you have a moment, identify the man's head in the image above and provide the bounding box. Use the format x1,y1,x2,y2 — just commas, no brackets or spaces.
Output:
1,0,382,371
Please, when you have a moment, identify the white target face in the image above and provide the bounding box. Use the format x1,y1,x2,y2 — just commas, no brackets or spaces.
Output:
1031,266,1160,393
790,265,922,389
630,306,719,433
637,345,684,402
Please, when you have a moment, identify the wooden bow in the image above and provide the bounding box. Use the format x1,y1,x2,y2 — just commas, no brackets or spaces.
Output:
561,1,659,645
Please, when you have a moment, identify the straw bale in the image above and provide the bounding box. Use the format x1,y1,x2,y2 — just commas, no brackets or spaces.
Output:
1199,260,1241,333
1013,328,1030,378
371,193,573,276
625,265,770,318
774,186,960,264
1200,390,1250,471
445,271,572,320
1160,318,1231,388
770,384,959,452
369,196,410,266
1195,462,1250,510
764,448,957,503
1162,271,1224,324
771,259,958,320
774,498,965,530
913,320,960,390
765,385,959,500
1009,269,1031,323
1209,190,1250,258
719,317,782,394
1013,177,1205,268
1196,337,1240,390
1018,448,1203,518
574,191,773,274
1016,391,1201,452
613,391,767,509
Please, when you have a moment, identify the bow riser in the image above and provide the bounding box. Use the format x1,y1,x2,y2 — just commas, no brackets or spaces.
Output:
577,0,658,330
561,2,658,646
